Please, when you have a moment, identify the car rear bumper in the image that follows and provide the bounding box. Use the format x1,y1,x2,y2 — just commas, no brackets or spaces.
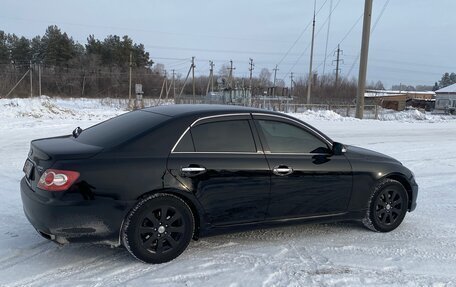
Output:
20,177,135,245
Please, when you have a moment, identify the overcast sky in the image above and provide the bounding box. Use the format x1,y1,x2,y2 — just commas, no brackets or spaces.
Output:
1,0,454,88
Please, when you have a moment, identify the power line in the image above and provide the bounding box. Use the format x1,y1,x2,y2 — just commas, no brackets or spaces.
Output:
276,0,329,67
314,12,363,76
322,0,333,75
337,13,363,45
0,15,298,45
282,0,342,81
143,43,308,57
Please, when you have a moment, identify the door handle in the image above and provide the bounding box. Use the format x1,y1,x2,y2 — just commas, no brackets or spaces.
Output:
272,165,293,176
180,165,207,177
181,167,206,172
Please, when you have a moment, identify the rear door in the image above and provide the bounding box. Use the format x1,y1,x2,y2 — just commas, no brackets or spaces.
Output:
253,114,352,219
167,114,271,226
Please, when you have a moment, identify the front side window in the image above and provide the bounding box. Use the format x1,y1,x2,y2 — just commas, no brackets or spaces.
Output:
191,120,256,152
256,120,329,154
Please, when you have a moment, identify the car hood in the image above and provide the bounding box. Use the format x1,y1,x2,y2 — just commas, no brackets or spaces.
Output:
343,145,401,165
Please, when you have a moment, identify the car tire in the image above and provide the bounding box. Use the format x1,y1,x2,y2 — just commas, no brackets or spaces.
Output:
362,179,408,232
122,193,195,264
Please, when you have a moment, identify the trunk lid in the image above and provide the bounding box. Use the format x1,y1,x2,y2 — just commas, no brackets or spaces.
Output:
24,136,103,193
31,135,103,161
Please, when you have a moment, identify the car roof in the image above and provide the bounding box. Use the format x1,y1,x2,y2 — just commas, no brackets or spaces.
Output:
141,104,333,145
142,104,278,117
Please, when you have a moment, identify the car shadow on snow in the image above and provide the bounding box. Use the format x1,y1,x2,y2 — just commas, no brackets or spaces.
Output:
21,221,373,266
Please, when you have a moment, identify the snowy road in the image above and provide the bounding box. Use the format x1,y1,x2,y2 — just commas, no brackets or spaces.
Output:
1,99,456,286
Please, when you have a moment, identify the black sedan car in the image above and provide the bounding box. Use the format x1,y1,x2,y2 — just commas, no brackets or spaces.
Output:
21,104,418,263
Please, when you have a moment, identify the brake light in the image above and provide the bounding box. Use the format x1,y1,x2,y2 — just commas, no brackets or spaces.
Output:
37,169,80,191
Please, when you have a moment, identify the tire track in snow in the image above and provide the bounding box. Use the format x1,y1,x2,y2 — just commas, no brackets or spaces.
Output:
0,241,51,271
7,247,129,287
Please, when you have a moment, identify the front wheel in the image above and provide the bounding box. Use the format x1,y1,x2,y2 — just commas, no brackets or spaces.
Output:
362,179,408,232
122,193,195,263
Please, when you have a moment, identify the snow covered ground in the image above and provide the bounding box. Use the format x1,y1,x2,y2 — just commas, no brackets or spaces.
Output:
1,97,456,286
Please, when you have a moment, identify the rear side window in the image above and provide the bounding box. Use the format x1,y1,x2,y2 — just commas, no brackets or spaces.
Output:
256,120,329,153
173,130,195,152
74,111,169,147
191,120,256,152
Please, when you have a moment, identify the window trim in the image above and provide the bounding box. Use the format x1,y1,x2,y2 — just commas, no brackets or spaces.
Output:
171,113,263,154
253,113,333,155
170,112,334,155
252,113,333,147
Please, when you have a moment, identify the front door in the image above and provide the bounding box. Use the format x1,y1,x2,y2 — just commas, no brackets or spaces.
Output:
253,115,352,219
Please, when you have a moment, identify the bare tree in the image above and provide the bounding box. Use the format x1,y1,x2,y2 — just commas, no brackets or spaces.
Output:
259,68,271,87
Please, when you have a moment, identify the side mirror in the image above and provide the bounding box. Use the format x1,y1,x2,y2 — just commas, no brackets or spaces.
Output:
72,127,83,138
332,142,346,156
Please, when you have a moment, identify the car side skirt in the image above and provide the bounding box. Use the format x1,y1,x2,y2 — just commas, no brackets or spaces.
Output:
199,210,367,237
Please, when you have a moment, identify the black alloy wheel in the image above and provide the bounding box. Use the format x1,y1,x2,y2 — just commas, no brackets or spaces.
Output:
363,179,408,232
138,205,185,254
374,188,403,226
122,193,194,264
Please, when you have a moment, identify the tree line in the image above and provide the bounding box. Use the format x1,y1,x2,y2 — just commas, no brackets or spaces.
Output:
0,25,358,103
2,25,450,103
0,26,160,98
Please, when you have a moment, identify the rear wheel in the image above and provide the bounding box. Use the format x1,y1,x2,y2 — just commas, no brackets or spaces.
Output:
122,193,194,263
362,179,408,232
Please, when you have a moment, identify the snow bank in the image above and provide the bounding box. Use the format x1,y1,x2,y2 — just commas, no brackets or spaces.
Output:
378,108,456,122
1,97,455,124
287,110,358,122
0,96,123,121
290,108,456,123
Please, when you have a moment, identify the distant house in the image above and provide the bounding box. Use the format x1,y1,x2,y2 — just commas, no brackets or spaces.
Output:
364,90,435,111
435,83,456,114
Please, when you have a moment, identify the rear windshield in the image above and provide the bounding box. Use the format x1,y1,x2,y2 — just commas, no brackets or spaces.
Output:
73,111,169,148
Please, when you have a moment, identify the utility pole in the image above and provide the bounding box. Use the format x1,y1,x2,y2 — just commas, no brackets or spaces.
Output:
128,52,132,107
290,72,294,98
29,61,33,98
206,61,215,95
248,58,254,93
333,44,343,88
178,61,193,98
38,63,42,97
172,69,176,98
306,0,317,105
159,70,167,100
227,60,236,103
210,61,214,92
272,64,279,98
355,0,373,119
227,60,235,89
164,70,169,100
191,56,195,101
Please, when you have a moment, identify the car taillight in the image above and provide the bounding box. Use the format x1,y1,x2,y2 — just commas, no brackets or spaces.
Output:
37,169,80,192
